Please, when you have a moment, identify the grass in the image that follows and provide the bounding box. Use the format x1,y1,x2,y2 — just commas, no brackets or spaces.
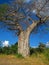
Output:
0,53,49,65
15,54,24,58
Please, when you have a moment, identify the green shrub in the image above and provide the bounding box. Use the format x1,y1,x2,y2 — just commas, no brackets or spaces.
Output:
38,42,46,53
16,54,24,58
0,42,18,55
30,48,37,55
44,48,49,60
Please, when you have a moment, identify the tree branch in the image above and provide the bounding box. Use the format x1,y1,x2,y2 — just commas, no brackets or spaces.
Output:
26,21,38,34
36,0,49,19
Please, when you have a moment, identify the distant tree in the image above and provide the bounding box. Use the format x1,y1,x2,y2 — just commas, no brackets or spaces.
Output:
2,46,10,54
30,47,37,55
0,0,49,57
0,42,18,54
0,41,2,53
38,42,46,52
0,41,2,47
0,4,8,20
10,42,18,54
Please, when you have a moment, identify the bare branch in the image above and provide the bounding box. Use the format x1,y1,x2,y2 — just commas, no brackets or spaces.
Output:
0,0,49,36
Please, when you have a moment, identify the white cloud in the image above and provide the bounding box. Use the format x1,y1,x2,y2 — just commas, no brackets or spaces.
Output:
46,42,49,47
31,46,38,48
2,40,9,47
32,9,37,14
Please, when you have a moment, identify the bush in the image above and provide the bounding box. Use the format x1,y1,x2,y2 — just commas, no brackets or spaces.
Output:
2,46,11,54
0,42,18,55
16,54,24,58
30,42,46,55
44,48,49,60
38,42,46,53
30,47,39,55
10,42,18,54
0,47,2,53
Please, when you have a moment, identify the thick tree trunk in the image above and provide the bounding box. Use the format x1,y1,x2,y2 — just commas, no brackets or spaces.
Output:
18,22,38,57
18,31,30,57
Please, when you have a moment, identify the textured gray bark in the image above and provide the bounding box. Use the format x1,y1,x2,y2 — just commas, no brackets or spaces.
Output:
18,22,38,57
18,31,30,57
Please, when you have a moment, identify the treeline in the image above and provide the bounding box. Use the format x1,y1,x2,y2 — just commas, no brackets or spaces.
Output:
0,42,49,56
30,42,49,60
0,42,18,55
30,42,46,55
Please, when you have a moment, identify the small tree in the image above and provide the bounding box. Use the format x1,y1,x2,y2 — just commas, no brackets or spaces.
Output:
10,42,18,54
0,41,2,53
38,42,46,52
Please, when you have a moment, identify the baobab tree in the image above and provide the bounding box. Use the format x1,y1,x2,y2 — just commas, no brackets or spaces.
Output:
0,0,49,57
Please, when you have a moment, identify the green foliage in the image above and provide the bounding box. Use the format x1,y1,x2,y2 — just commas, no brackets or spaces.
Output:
30,47,37,55
10,42,18,54
15,54,24,58
0,47,2,53
30,42,46,55
0,41,2,53
0,42,18,55
2,46,11,54
0,41,2,47
0,4,8,19
38,42,46,53
30,42,49,62
43,48,49,60
0,41,49,60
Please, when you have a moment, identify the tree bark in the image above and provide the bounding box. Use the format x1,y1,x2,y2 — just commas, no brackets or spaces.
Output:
18,22,38,57
18,31,30,57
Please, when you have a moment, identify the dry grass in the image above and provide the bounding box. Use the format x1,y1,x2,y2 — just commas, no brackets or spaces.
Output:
0,54,49,65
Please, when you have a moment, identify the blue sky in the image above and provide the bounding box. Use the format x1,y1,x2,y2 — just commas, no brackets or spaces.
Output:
0,0,49,47
0,0,11,4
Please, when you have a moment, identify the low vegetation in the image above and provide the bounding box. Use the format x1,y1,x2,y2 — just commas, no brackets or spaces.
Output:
0,42,18,55
0,42,49,65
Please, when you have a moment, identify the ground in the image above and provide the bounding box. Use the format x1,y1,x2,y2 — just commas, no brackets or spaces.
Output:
0,54,49,65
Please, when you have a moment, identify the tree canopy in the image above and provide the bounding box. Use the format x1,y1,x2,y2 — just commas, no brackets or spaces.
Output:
0,0,49,36
0,4,8,19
